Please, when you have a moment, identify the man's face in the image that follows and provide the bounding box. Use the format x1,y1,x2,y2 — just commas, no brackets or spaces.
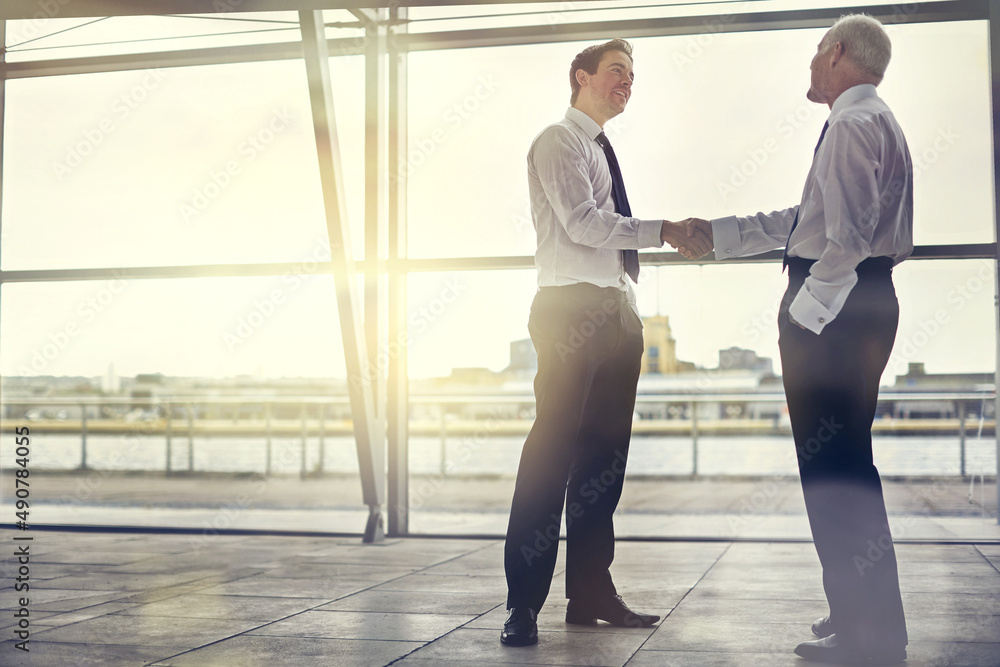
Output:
582,49,634,121
807,33,833,104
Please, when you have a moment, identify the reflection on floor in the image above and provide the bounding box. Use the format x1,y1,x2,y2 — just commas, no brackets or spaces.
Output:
10,474,1000,540
1,532,998,665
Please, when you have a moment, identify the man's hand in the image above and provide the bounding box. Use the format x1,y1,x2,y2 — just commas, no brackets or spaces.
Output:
684,218,713,248
661,218,713,259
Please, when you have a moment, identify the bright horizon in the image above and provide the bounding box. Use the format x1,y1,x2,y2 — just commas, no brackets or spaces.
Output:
1,14,995,384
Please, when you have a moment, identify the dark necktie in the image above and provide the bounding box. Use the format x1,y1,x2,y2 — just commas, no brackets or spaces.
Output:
595,132,640,283
782,121,831,270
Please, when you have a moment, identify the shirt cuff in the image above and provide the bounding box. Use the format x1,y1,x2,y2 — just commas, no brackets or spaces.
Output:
788,285,836,334
638,219,665,248
711,216,743,259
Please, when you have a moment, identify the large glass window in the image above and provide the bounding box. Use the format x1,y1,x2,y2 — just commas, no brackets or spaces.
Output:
407,21,993,259
0,9,994,539
2,57,366,270
4,12,362,62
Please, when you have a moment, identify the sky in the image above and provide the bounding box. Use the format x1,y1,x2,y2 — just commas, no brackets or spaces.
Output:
0,10,995,383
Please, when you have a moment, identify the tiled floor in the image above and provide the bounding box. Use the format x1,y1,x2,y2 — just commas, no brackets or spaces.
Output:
1,532,998,666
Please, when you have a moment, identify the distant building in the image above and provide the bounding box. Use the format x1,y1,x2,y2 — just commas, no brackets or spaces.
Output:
717,347,773,375
641,315,685,374
892,362,993,390
885,363,994,419
507,338,537,374
444,367,504,387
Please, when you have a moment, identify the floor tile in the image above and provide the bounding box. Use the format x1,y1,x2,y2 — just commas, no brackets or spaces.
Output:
152,635,423,666
2,531,997,667
643,619,810,654
194,575,372,599
317,589,503,615
115,594,329,621
626,649,802,666
0,640,190,666
248,609,474,641
404,626,649,666
29,614,262,648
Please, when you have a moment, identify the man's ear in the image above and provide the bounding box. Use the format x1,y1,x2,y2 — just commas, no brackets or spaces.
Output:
575,68,589,90
829,41,845,67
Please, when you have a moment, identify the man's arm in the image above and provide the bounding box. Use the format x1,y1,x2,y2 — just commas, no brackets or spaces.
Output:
680,205,797,261
532,127,711,258
709,207,799,260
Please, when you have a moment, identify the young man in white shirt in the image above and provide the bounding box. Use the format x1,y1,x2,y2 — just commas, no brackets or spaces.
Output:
501,38,711,647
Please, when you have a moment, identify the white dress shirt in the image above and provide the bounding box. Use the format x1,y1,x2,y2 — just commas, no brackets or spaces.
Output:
711,84,913,334
529,107,664,308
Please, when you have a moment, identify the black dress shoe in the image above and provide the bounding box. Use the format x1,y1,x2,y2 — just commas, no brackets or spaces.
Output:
794,634,906,664
565,595,659,628
500,607,538,646
812,615,835,638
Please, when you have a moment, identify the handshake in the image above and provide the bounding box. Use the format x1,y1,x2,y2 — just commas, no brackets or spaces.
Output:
660,218,713,260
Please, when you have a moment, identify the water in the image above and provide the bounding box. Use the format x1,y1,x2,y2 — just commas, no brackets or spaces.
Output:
5,432,996,478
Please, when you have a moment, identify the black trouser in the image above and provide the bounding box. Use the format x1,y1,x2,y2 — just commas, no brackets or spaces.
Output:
779,256,907,650
504,283,644,612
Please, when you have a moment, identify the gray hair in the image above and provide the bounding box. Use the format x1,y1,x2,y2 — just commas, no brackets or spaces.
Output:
823,13,892,82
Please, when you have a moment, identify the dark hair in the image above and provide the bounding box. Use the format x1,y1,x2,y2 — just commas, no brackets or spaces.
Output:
569,38,633,105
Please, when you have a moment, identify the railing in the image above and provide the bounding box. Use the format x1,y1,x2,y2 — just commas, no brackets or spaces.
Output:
0,391,995,478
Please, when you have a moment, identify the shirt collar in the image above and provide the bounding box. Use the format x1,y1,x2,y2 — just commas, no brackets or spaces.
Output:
565,106,604,141
829,83,878,121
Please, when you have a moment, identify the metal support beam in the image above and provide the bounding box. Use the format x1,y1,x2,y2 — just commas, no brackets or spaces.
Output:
990,0,1000,524
298,10,384,542
1,19,6,420
364,7,385,427
0,242,993,287
0,0,575,20
364,6,389,531
400,1,990,52
386,4,409,537
2,2,987,81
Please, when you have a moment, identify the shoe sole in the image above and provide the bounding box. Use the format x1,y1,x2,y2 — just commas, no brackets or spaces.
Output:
794,646,906,664
500,635,538,647
565,612,598,626
566,612,658,628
